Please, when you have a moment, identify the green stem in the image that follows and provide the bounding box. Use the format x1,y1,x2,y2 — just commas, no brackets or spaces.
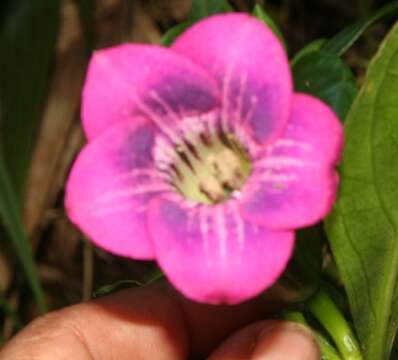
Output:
145,268,164,284
283,311,342,360
0,158,47,313
308,290,363,360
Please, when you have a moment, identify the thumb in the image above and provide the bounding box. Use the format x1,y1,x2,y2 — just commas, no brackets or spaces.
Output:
208,320,321,360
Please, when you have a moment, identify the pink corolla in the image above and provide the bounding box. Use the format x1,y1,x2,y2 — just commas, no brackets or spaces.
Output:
65,14,342,304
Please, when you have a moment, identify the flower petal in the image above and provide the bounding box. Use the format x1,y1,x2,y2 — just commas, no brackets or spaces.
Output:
240,93,343,229
148,197,294,304
82,44,220,141
65,117,170,259
171,14,292,144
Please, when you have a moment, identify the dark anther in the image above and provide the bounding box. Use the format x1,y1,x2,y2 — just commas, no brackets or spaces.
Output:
177,149,196,174
184,140,201,161
200,132,211,147
170,163,183,181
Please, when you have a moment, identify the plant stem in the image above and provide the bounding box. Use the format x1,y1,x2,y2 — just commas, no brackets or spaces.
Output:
283,311,343,360
308,290,363,360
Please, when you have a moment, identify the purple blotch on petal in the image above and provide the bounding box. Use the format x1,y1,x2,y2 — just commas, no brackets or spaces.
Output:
172,13,292,144
115,122,155,169
82,44,221,140
240,93,343,230
65,117,168,259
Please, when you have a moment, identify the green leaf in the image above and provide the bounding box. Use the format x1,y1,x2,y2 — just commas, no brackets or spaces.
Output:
325,21,398,359
92,270,164,298
290,38,327,67
0,155,47,313
252,4,285,47
293,50,358,120
161,21,193,47
0,0,61,201
144,268,165,284
188,0,232,21
93,280,142,299
323,1,398,56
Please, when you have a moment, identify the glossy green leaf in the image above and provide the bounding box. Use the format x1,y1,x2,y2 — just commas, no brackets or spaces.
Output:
0,0,61,200
293,50,358,120
325,21,398,360
161,21,193,47
252,4,285,47
323,1,398,56
0,155,46,313
188,0,232,21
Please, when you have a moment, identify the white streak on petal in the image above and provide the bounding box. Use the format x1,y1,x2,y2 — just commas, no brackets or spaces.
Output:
230,202,245,249
256,173,298,183
272,139,312,151
149,90,181,124
113,168,166,183
94,55,181,143
242,95,258,127
97,183,171,204
234,72,248,125
216,205,228,262
133,92,181,143
256,156,306,169
221,63,234,133
200,206,210,252
154,135,176,169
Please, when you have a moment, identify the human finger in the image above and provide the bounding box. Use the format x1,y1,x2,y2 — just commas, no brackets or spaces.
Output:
208,320,321,360
0,282,278,359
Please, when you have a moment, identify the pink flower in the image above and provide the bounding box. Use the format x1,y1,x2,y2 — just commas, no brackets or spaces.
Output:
65,14,342,304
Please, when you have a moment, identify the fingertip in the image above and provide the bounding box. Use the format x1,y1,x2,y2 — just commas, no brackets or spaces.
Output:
208,320,321,360
252,322,321,359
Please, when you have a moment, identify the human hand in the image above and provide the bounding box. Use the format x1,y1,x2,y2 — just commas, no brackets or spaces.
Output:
0,283,320,359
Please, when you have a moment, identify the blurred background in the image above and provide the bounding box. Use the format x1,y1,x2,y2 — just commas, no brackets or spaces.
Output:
0,0,393,344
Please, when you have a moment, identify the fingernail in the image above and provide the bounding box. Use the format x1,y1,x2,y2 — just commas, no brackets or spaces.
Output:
252,322,321,360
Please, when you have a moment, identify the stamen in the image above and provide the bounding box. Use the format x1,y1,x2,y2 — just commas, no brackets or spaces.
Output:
160,128,251,205
200,132,211,147
170,163,183,181
176,146,196,174
184,140,202,161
